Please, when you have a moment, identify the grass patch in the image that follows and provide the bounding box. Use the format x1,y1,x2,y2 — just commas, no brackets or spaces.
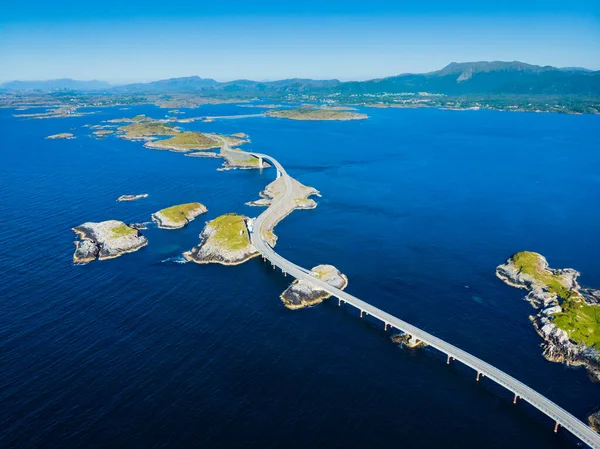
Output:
151,132,218,149
158,203,204,223
111,224,136,238
554,300,600,348
210,214,249,251
512,251,574,299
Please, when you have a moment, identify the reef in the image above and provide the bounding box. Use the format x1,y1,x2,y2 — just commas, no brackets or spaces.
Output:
72,220,147,264
117,193,148,202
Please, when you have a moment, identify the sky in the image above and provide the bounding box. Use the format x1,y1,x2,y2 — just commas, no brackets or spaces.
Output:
1,1,599,83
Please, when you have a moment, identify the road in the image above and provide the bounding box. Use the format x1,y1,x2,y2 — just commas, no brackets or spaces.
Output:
248,153,600,449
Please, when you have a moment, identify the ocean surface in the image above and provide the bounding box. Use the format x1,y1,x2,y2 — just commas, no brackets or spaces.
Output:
1,104,599,448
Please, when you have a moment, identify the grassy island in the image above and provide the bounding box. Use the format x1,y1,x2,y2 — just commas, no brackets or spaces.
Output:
208,214,250,251
267,107,367,121
152,202,207,229
46,133,75,139
145,131,219,151
503,251,600,348
118,122,178,139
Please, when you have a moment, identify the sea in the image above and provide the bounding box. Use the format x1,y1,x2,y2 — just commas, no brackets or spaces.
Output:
1,103,599,448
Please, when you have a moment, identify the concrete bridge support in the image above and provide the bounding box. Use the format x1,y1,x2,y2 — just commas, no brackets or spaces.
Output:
276,170,281,179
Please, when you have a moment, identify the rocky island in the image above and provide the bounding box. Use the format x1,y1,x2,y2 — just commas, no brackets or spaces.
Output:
247,175,319,246
144,131,220,152
152,202,207,229
117,121,178,141
496,252,600,379
280,264,348,309
46,133,75,139
117,193,148,202
267,107,367,121
183,213,258,265
72,220,148,264
92,129,114,138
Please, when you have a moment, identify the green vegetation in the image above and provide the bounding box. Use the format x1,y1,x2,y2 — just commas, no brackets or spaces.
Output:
150,131,218,150
512,251,600,348
554,301,600,348
119,121,178,137
512,251,574,300
267,107,367,121
110,223,137,238
210,214,249,251
158,203,204,224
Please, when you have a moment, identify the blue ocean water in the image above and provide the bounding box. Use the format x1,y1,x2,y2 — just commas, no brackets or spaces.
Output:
1,104,599,448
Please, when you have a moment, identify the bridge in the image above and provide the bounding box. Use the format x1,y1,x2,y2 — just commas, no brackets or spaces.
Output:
246,152,600,449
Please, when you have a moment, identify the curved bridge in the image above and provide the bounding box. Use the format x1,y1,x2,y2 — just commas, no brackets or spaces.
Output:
248,153,600,449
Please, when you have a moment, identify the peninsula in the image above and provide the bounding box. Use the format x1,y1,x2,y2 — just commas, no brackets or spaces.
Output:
280,264,348,309
496,252,600,380
72,220,148,264
152,202,207,229
183,213,259,265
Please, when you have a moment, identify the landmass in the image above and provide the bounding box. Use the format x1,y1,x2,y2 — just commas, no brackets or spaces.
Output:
72,220,148,263
144,131,220,152
183,213,259,265
221,148,269,170
117,121,178,140
185,151,219,158
267,107,368,121
280,264,348,309
117,193,148,202
107,114,151,123
496,251,600,381
247,175,319,246
46,133,75,139
151,202,207,229
92,129,114,137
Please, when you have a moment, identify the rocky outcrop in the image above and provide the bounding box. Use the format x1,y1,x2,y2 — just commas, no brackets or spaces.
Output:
117,193,148,202
496,252,600,382
72,220,148,264
151,203,207,230
183,214,259,265
391,333,428,349
589,410,600,433
46,133,75,139
280,264,348,310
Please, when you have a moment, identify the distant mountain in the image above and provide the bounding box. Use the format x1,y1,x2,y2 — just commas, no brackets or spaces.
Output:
3,62,599,97
1,79,111,91
340,61,600,96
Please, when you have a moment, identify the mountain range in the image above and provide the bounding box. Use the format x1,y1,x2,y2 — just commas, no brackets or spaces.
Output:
2,61,599,97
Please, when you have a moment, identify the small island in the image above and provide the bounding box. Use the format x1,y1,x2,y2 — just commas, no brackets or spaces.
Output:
183,213,258,265
46,133,75,139
92,129,114,138
267,107,367,121
144,131,220,152
72,220,148,264
152,202,208,229
496,252,600,379
117,193,148,202
391,333,427,349
280,264,348,309
118,121,179,140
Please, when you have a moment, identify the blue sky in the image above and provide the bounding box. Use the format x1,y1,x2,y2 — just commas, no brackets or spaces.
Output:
1,1,599,83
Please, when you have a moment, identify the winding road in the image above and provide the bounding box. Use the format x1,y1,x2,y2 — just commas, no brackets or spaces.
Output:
248,153,600,449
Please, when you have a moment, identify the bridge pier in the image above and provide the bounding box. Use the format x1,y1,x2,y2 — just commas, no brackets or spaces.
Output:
360,310,363,318
258,156,263,169
276,170,281,179
554,422,560,433
513,394,518,404
476,372,481,382
447,355,451,364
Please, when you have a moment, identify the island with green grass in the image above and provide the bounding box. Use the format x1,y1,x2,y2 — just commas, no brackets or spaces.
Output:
144,131,220,152
267,107,367,121
183,213,259,265
72,220,148,264
152,202,208,229
117,121,179,140
496,251,600,379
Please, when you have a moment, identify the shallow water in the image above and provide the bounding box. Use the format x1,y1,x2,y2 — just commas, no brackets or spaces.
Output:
1,104,599,448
